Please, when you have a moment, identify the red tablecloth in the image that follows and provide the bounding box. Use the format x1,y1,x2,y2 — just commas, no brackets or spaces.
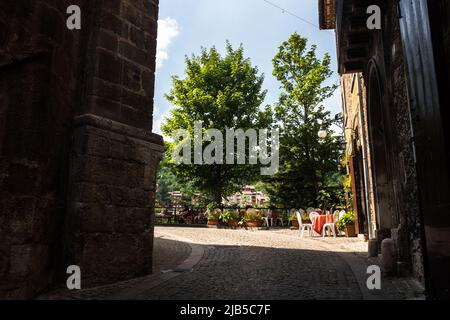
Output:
313,214,334,235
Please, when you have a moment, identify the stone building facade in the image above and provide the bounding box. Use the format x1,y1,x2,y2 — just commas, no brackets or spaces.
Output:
0,0,163,298
340,74,377,238
319,0,450,298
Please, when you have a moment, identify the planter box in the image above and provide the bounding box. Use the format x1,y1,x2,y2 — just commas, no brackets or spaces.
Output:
290,220,299,229
345,224,356,237
228,220,240,227
208,219,219,226
245,221,263,228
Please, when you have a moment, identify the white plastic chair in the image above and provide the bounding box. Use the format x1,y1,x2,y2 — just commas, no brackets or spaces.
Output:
275,211,284,227
309,212,319,223
322,211,338,237
297,211,313,238
309,212,319,236
262,209,271,228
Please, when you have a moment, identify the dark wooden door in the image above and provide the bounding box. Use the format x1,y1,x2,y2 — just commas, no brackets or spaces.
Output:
399,0,450,299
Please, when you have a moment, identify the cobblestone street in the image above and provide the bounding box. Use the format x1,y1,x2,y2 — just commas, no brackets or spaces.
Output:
41,226,424,300
125,227,363,300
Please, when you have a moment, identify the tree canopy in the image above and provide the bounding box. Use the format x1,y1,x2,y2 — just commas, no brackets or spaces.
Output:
161,42,273,205
263,33,344,208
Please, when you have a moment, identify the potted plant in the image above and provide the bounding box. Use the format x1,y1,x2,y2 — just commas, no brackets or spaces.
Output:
300,211,311,224
206,203,221,226
218,210,240,227
289,213,299,229
229,211,243,227
336,211,356,237
243,209,263,228
219,210,231,223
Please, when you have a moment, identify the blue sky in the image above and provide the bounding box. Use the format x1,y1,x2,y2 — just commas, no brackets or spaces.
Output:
154,0,340,137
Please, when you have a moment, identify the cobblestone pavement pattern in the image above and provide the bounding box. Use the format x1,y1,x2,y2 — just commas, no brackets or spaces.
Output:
122,227,424,300
40,226,424,300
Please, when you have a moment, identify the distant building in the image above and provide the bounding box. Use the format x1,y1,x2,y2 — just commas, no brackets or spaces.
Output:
227,186,269,207
168,191,183,206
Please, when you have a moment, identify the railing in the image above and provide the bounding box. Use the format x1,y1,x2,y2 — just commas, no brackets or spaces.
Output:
154,206,207,225
153,206,292,226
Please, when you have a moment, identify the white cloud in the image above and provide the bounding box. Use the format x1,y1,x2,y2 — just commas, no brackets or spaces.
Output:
156,17,180,70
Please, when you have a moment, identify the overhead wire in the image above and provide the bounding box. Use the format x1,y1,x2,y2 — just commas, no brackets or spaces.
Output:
261,0,335,36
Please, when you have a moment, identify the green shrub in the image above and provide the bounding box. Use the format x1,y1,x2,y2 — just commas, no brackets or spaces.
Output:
289,211,310,222
230,211,242,222
336,211,355,230
244,209,263,222
219,210,241,222
207,208,221,220
301,211,311,222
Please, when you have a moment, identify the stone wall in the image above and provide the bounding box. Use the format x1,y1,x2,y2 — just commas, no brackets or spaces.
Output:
378,0,424,282
0,0,162,299
340,74,377,236
68,115,162,286
338,0,425,284
0,0,90,299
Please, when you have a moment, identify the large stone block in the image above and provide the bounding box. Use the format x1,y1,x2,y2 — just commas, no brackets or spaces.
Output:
92,78,122,102
100,10,123,36
78,202,116,233
75,231,153,285
96,49,123,85
97,29,119,53
67,114,162,287
381,238,397,276
122,60,142,92
122,3,142,26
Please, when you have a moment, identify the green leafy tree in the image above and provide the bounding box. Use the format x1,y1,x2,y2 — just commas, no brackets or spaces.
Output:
156,149,199,207
265,33,344,208
162,42,273,206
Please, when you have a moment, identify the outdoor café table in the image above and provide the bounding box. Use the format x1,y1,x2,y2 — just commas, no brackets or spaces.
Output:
313,214,334,235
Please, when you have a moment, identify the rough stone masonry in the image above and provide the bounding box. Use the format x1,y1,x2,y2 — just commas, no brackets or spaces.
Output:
0,0,163,299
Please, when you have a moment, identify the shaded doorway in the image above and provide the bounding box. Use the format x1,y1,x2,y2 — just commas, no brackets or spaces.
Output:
366,62,398,241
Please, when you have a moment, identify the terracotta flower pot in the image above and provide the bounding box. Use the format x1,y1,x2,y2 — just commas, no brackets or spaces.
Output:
245,221,263,228
345,224,356,237
208,219,219,226
228,220,239,227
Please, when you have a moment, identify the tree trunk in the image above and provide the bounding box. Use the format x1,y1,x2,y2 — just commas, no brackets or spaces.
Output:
304,104,319,206
213,166,223,207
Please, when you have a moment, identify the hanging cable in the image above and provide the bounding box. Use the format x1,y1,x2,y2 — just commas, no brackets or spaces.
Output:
261,0,335,36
